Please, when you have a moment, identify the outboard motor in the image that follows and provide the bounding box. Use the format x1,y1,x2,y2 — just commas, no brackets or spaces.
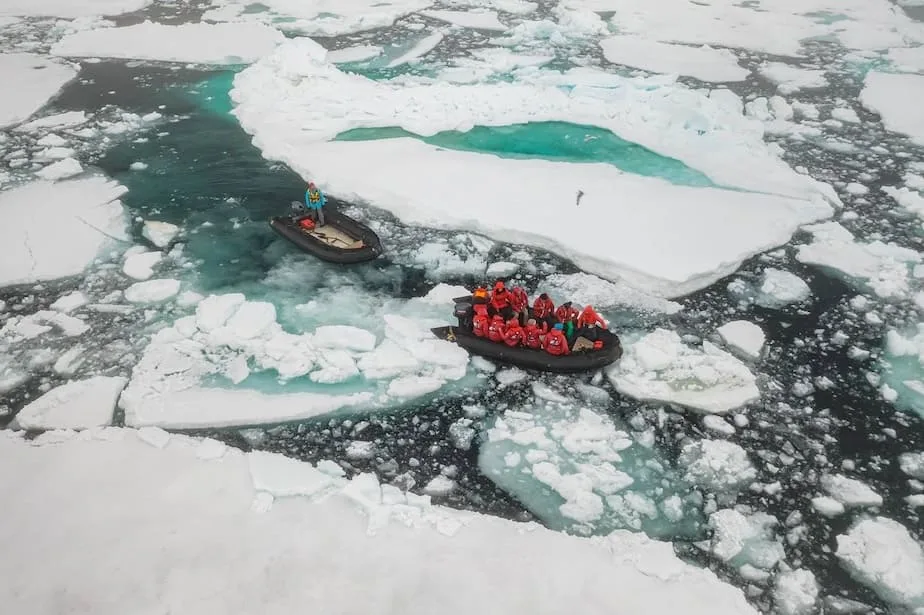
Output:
290,201,309,217
454,302,474,329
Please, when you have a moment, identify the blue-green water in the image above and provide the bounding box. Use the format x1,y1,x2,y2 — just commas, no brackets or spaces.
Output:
335,123,714,186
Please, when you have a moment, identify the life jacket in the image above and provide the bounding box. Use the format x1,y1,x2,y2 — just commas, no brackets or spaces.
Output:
533,296,554,319
473,286,488,303
543,330,569,356
555,304,578,324
472,312,489,337
577,306,606,329
487,316,506,342
504,321,525,347
510,287,528,312
524,324,542,349
490,288,510,311
307,189,322,204
299,218,316,230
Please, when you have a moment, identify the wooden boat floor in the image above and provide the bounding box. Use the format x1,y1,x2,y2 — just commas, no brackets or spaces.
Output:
300,222,364,249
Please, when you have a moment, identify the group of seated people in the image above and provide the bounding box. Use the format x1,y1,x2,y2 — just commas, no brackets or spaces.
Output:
457,280,609,356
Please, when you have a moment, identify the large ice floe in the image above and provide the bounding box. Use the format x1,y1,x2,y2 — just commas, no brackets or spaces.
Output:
0,177,127,288
0,429,759,615
50,21,286,65
0,0,151,18
118,285,473,429
880,325,924,419
599,36,748,83
231,38,836,298
606,329,759,414
0,53,78,128
10,376,127,430
860,71,924,146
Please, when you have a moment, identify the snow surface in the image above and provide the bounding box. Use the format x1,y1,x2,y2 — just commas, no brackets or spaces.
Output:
231,39,835,297
11,376,127,430
860,71,924,146
36,157,83,181
0,0,151,18
51,21,285,65
888,46,924,73
716,320,765,360
600,37,748,83
758,62,827,95
0,178,127,288
421,10,507,31
836,517,924,611
203,0,432,36
0,53,78,128
607,329,759,414
119,287,471,428
0,430,760,615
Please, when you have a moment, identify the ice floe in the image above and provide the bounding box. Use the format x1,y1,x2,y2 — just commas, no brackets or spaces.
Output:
421,9,507,31
541,272,682,314
679,439,756,497
819,474,883,508
10,376,127,430
0,430,760,615
119,287,471,428
757,268,811,308
599,36,748,83
887,46,924,73
606,329,759,414
900,452,924,479
796,221,921,300
716,321,765,360
35,157,83,181
758,62,827,95
773,568,819,615
122,250,162,281
0,0,151,18
0,177,127,288
0,53,78,128
123,278,180,304
326,45,383,64
836,517,924,612
707,508,785,571
141,220,180,248
51,21,285,65
860,71,924,146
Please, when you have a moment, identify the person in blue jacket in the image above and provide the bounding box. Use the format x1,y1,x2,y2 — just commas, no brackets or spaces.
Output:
305,181,326,226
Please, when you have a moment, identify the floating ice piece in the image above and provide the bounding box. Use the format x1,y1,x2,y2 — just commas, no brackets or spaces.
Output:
774,568,819,615
10,376,127,430
326,45,383,64
831,107,861,124
860,71,924,146
387,31,444,68
883,184,924,220
14,111,88,133
820,474,883,507
0,178,127,288
51,21,286,65
796,221,921,300
900,452,924,479
50,291,89,313
600,36,748,83
811,496,846,517
757,268,811,307
0,310,89,340
0,53,78,128
485,261,518,278
716,321,765,360
836,517,924,611
123,279,180,304
758,62,827,95
122,250,162,281
36,157,83,181
542,272,681,314
248,450,334,497
680,439,757,495
607,329,759,414
0,0,152,18
708,509,785,571
141,220,180,248
421,9,506,31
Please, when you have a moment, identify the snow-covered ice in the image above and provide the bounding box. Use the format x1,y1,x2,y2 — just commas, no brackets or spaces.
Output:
0,430,760,615
679,439,756,496
860,71,924,146
600,37,748,83
0,53,78,128
0,178,127,288
10,376,127,430
141,220,180,248
122,250,162,281
707,509,785,571
901,452,924,479
716,321,765,360
386,31,444,68
774,569,819,615
326,45,383,64
836,517,924,611
123,279,180,304
0,0,151,18
35,157,83,181
421,10,506,31
50,291,89,313
758,62,827,95
820,474,883,508
607,329,760,414
541,272,681,314
51,21,286,65
757,268,811,308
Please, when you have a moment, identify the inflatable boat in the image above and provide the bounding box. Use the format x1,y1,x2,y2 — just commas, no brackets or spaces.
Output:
269,205,382,264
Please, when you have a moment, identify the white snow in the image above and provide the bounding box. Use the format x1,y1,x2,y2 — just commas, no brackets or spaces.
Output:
36,157,83,181
326,45,383,64
796,221,921,300
203,0,432,36
122,250,162,281
836,517,924,611
900,452,924,479
0,53,78,129
758,62,827,95
607,329,760,414
230,40,835,298
860,71,924,146
51,21,285,65
141,220,180,248
820,474,883,507
757,268,811,307
11,376,127,430
123,279,180,304
0,0,152,18
600,37,748,83
0,178,127,288
421,10,506,31
0,430,760,615
774,569,819,615
888,46,924,73
541,272,681,314
119,288,471,429
716,321,765,360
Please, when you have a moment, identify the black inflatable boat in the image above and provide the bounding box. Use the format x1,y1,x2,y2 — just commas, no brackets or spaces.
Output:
269,206,382,264
433,296,623,373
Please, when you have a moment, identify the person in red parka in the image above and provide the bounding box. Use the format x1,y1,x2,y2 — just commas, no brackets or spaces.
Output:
489,280,513,319
543,322,570,355
486,314,506,342
555,301,578,325
577,305,606,329
523,318,543,349
510,286,529,324
533,293,555,320
503,318,525,347
472,304,489,337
